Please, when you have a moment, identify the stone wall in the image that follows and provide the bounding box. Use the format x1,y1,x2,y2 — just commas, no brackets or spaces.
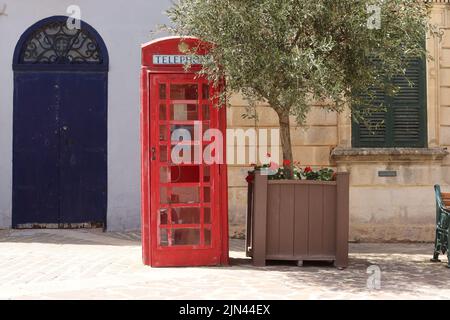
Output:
332,149,448,242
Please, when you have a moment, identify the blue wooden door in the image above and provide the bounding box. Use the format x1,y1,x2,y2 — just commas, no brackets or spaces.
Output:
13,72,107,227
58,73,107,224
12,16,109,228
13,72,60,225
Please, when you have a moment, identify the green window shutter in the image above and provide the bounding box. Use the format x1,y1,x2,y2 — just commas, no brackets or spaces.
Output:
352,58,427,148
353,87,387,147
391,58,427,147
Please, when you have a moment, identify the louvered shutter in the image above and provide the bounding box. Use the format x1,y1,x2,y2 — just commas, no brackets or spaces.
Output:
355,87,387,147
391,58,426,147
353,58,427,148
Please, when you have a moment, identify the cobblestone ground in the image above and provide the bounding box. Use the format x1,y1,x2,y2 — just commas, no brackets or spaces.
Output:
0,229,449,300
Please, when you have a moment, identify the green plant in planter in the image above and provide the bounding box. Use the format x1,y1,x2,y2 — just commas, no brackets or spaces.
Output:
302,167,335,181
247,161,335,182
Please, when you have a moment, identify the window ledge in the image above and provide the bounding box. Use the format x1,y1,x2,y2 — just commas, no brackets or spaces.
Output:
331,147,449,163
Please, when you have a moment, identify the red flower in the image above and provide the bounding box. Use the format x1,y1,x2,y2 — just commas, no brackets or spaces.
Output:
304,166,313,173
266,152,271,158
246,174,254,183
283,159,291,167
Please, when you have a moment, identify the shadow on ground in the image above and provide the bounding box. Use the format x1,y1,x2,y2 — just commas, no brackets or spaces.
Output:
0,229,141,246
228,239,450,297
1,229,449,298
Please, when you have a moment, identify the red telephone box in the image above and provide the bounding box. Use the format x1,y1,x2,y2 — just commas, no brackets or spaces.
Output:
140,37,229,267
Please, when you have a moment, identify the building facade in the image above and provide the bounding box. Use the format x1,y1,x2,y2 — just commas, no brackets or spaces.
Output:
226,2,450,242
0,0,449,241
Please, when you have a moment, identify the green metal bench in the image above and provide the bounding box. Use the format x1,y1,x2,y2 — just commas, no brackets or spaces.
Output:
431,185,450,267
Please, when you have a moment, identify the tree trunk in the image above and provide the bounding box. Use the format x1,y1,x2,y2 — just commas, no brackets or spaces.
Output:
277,109,294,179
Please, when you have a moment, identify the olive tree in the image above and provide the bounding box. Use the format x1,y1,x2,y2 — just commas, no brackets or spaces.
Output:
166,0,435,177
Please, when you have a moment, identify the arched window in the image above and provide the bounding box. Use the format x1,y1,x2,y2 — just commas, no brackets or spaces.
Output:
13,16,108,71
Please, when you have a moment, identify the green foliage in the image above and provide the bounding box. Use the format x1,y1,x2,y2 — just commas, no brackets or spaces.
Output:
167,0,435,119
303,167,335,181
166,0,436,177
247,164,335,181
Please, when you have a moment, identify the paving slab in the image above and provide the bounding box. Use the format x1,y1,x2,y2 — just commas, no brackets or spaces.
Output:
0,229,448,300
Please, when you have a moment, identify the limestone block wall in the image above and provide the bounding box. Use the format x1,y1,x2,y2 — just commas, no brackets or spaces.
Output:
435,6,450,177
335,156,446,242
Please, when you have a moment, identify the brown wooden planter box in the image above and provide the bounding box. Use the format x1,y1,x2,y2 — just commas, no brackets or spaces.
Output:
246,172,350,268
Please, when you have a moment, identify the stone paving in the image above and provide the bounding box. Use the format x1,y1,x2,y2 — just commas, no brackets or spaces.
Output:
0,229,449,299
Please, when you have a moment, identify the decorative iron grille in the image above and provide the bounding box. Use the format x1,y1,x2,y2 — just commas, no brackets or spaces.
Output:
20,21,102,64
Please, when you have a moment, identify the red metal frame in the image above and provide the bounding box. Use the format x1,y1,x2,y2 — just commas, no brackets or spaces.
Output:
140,37,229,267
